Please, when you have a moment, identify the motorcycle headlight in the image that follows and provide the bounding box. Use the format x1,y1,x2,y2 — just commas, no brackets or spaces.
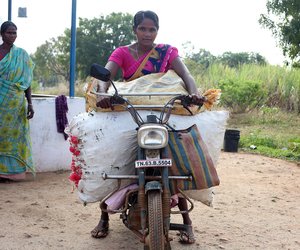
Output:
138,125,168,149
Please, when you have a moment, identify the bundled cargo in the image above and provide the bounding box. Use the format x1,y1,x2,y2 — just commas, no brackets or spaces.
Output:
65,110,228,206
86,70,221,115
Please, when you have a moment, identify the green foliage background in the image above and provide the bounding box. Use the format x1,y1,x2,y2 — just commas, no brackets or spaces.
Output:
185,60,300,162
185,62,300,114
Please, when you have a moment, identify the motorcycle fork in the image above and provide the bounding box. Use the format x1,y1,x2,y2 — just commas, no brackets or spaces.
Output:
161,148,171,240
137,147,147,237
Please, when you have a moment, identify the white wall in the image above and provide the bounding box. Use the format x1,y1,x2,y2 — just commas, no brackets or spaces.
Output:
30,97,86,172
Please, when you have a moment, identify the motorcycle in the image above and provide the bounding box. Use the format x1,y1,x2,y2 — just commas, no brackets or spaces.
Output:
90,63,205,249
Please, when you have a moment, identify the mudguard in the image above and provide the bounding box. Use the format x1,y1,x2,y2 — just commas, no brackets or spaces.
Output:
145,181,162,193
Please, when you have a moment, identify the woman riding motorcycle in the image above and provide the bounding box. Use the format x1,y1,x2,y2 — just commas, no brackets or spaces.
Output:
92,10,203,244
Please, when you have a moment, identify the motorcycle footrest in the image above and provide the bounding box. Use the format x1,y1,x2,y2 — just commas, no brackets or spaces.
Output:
169,223,189,231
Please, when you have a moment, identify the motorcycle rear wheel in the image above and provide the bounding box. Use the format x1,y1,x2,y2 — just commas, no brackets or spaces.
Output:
147,190,165,250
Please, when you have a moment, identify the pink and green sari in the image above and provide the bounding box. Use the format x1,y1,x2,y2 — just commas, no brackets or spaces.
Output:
108,43,178,81
0,45,35,180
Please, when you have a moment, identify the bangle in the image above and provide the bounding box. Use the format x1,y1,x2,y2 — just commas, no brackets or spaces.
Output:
28,104,33,106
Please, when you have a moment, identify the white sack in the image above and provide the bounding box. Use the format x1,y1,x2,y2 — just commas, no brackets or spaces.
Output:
66,110,229,205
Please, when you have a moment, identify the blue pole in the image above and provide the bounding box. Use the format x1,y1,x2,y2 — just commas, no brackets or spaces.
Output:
8,0,12,21
69,0,77,97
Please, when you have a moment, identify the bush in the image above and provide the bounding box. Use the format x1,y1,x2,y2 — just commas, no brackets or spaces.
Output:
218,79,266,113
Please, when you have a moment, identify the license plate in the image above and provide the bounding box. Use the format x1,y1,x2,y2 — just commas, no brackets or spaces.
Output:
135,159,172,168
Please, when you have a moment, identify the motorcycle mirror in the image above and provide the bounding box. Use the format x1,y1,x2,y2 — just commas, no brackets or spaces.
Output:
90,63,111,82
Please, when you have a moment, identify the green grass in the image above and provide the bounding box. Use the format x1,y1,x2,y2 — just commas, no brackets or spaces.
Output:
189,63,300,113
227,108,300,162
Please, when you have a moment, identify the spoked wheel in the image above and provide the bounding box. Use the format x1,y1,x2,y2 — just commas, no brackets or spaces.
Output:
147,190,165,250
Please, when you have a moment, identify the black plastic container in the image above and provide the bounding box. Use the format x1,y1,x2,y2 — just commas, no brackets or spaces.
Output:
224,129,240,152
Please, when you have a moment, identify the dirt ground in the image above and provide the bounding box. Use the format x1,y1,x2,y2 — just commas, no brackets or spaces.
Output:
0,152,299,250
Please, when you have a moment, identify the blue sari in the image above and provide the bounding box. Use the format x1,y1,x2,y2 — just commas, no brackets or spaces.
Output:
0,45,35,178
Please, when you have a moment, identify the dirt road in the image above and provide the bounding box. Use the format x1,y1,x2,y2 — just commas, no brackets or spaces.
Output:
0,152,299,250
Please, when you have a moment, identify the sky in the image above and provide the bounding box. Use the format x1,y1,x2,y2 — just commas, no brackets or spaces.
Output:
0,0,286,65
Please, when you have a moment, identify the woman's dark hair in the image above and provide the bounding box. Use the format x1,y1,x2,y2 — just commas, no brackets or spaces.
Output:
1,21,17,35
133,10,159,30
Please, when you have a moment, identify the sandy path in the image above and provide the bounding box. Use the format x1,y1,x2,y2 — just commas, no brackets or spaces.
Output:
0,152,299,250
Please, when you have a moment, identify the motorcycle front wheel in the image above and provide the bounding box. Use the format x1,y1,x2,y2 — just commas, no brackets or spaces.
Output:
147,190,165,250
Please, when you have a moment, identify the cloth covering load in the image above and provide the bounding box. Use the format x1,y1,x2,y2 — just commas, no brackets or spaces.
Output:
85,70,221,115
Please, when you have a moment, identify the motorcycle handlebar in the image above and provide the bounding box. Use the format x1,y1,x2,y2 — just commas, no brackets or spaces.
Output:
93,91,205,108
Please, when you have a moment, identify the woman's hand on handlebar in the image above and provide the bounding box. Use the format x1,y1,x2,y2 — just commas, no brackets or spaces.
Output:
189,94,206,106
96,96,114,110
95,80,114,110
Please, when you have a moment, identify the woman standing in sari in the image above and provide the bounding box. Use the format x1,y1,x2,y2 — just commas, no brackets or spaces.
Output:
0,21,35,181
93,10,200,244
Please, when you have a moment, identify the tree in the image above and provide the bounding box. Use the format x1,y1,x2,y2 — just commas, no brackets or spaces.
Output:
186,48,216,69
32,39,69,86
217,52,267,68
182,45,217,76
259,0,300,67
32,12,135,84
76,13,135,78
182,45,266,70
